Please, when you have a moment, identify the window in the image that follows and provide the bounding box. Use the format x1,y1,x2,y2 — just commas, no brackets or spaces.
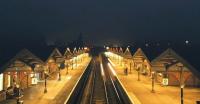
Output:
0,74,3,91
7,75,10,88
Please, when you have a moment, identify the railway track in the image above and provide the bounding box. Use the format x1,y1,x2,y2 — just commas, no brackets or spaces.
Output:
89,57,108,104
101,55,123,104
66,55,132,104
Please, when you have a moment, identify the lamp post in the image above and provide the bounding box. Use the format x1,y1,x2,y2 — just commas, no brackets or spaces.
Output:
72,59,74,70
58,64,61,81
15,84,21,104
66,62,69,75
179,65,184,104
76,56,78,68
120,57,122,66
118,55,120,65
181,85,184,104
129,61,132,74
44,71,48,93
151,71,155,93
137,66,140,81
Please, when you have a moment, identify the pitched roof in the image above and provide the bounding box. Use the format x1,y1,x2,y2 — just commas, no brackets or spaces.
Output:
151,48,200,79
133,48,151,65
3,60,32,72
46,48,63,63
64,48,73,59
123,47,132,59
118,47,124,56
0,49,44,72
0,48,21,73
72,47,78,56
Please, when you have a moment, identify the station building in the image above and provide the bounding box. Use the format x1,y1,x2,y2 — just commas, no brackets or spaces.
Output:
151,48,200,87
1,49,45,90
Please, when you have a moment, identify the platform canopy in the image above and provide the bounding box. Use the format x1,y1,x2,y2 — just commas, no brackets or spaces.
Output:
1,49,44,72
133,48,151,64
151,48,200,78
123,46,132,59
64,48,73,60
118,47,124,56
72,47,78,57
46,48,64,64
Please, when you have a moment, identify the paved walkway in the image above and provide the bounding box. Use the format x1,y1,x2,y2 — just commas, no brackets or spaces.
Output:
110,58,200,104
0,57,91,104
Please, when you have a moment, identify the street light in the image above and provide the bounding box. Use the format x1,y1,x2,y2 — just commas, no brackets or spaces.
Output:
181,85,184,104
75,56,78,68
66,61,69,75
71,59,74,70
151,71,155,93
137,66,140,81
15,84,20,104
58,64,61,81
129,61,132,74
44,71,48,93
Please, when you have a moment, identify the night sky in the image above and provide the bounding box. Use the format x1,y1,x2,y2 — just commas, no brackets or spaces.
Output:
1,0,200,45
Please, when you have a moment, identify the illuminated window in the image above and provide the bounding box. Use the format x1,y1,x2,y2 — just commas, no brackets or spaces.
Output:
0,74,3,91
31,73,34,77
7,75,11,87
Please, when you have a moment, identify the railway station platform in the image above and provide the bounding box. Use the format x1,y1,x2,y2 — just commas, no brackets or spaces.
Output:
0,57,91,104
110,58,200,104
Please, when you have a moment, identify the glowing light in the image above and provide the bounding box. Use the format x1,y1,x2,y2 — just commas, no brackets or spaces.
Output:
100,63,105,76
185,40,189,44
66,76,72,80
84,47,88,50
106,47,110,50
48,59,54,63
158,73,162,76
108,63,117,76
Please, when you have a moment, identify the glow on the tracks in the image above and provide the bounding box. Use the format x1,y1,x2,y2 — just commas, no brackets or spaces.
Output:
100,63,105,76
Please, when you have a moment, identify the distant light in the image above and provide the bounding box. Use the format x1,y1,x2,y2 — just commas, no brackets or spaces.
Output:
185,40,189,44
145,43,149,47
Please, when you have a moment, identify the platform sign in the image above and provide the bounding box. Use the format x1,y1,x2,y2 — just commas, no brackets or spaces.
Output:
32,78,38,85
162,78,168,86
